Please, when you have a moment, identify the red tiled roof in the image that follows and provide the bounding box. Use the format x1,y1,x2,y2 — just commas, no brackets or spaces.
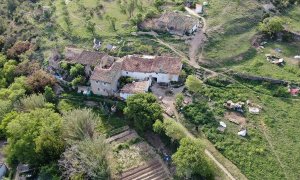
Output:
120,81,149,94
122,55,182,75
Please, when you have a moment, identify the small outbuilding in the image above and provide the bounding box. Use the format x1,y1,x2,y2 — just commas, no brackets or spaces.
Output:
120,79,152,100
195,4,203,14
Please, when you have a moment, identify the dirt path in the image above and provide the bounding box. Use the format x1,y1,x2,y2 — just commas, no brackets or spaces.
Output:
154,37,188,60
205,150,236,180
185,7,208,65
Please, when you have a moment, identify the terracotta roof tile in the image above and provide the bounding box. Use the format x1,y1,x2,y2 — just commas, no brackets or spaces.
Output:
122,55,182,75
120,81,150,94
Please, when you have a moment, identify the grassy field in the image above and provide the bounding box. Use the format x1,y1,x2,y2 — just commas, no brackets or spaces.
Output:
184,78,300,179
283,5,300,33
54,0,153,38
233,42,300,82
203,0,263,64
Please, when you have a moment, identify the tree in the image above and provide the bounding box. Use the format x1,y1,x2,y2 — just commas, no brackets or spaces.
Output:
172,138,214,179
7,41,31,59
62,109,100,143
71,76,85,87
15,60,40,76
0,36,5,51
15,94,52,112
0,54,8,68
185,75,203,94
175,93,184,109
59,137,110,179
26,70,56,92
7,0,17,18
69,64,84,77
0,76,27,102
44,86,56,103
86,20,96,35
105,15,117,31
127,0,136,18
154,0,164,9
0,18,6,35
5,109,64,167
3,60,17,83
183,102,215,126
124,93,163,132
258,16,284,35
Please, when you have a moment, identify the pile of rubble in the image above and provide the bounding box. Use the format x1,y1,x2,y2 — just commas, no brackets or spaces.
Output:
224,100,244,113
265,54,284,66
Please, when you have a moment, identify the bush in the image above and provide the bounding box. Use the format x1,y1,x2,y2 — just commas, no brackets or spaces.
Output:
183,102,216,126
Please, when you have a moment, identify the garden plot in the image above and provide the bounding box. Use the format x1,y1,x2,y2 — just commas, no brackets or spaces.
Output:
108,128,170,179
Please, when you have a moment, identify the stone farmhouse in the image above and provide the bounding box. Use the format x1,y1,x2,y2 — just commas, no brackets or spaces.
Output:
63,48,183,99
140,12,201,36
90,55,182,98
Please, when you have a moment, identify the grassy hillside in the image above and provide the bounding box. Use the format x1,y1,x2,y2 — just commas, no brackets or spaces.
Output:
233,42,300,82
203,0,263,63
283,5,300,33
186,78,300,179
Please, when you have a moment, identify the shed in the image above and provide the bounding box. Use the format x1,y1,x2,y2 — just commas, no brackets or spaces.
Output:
195,4,203,14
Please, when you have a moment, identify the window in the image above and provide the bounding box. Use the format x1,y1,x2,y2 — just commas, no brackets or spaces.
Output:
126,72,128,74
98,88,100,91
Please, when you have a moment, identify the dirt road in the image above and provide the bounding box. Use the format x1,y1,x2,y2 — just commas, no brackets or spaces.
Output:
185,7,208,65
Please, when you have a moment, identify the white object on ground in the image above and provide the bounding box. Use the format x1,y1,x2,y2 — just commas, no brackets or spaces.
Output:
249,107,260,114
238,129,247,137
220,121,227,128
294,55,300,59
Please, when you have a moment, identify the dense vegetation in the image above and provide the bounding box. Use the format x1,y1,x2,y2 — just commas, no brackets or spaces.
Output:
0,0,300,179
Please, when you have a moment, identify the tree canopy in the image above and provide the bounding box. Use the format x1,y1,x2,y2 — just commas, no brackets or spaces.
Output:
62,108,100,143
258,16,284,35
59,137,110,179
124,93,163,132
5,108,64,167
185,75,203,94
183,102,215,126
172,138,214,179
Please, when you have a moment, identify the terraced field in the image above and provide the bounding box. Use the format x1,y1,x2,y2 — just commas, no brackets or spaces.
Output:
108,127,171,180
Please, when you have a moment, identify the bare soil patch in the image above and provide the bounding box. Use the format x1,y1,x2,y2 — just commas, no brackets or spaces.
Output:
224,112,247,126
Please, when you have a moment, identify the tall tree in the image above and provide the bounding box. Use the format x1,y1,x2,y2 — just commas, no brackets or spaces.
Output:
172,138,214,179
26,70,56,93
59,137,110,179
185,75,203,94
258,16,284,36
5,109,64,167
124,93,163,132
62,108,100,143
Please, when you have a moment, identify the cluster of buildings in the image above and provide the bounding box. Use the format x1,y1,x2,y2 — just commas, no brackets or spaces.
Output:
64,47,183,99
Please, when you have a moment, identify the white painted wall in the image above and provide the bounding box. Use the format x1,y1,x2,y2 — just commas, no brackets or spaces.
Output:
121,71,178,83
